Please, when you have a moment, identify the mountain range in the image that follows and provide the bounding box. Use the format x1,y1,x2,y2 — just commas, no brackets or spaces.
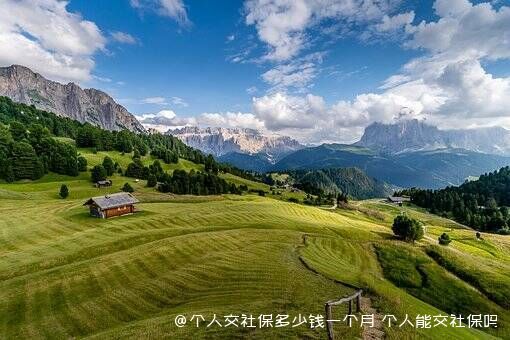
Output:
1,64,509,190
0,65,145,133
356,119,510,156
169,126,303,163
199,120,510,189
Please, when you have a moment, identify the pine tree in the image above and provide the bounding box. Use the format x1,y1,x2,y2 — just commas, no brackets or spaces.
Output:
59,184,69,199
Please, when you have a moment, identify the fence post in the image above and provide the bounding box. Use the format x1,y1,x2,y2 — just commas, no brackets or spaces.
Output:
348,299,352,314
325,303,334,340
356,294,361,312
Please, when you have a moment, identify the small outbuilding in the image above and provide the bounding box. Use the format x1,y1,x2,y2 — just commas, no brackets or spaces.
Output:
95,180,112,188
84,192,139,218
387,196,410,206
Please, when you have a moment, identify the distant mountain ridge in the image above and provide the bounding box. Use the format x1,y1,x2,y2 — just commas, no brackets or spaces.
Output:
169,126,303,163
0,65,145,133
356,119,510,156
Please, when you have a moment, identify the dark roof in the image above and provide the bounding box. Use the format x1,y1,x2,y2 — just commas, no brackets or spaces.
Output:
96,180,112,184
388,196,410,202
84,193,139,209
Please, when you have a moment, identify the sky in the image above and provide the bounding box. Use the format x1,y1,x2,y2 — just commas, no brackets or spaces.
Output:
1,0,510,144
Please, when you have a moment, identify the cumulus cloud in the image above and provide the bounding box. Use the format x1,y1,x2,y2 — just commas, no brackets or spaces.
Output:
130,0,191,27
0,0,106,83
243,0,510,142
137,109,263,133
244,0,408,92
244,0,405,62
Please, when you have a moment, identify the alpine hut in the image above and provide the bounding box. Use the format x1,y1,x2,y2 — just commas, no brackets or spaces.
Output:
84,192,139,218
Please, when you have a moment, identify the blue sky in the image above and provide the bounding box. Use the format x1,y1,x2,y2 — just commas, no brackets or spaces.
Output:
1,0,510,143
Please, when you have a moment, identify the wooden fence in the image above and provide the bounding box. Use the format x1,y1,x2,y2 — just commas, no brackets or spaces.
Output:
324,290,363,340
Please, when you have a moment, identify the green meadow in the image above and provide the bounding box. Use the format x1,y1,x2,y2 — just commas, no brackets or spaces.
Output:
0,153,509,339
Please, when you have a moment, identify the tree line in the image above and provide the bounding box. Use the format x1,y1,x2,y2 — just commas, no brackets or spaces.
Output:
0,96,258,184
397,166,510,234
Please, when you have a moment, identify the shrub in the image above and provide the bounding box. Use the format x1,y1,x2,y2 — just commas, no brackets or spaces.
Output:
59,184,69,199
122,182,134,193
438,232,451,245
91,165,107,183
392,214,424,243
288,197,299,203
147,174,157,187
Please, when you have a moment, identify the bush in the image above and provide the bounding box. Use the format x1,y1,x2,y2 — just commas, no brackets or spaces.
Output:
147,174,157,187
121,182,134,193
288,197,299,203
59,184,69,199
438,232,451,245
392,214,424,243
91,165,107,183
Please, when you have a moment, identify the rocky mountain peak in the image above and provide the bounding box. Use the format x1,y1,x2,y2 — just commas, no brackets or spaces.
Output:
0,64,145,133
356,119,510,156
168,126,303,162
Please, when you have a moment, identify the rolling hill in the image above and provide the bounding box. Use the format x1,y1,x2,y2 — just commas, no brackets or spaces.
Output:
0,169,509,339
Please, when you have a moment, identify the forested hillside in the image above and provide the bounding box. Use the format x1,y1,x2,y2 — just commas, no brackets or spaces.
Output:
288,167,392,199
0,96,257,194
400,167,510,233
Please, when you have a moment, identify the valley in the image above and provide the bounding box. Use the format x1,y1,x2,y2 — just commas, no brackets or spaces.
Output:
1,168,509,339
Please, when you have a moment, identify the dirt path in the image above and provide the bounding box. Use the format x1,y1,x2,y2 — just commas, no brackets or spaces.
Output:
360,296,385,340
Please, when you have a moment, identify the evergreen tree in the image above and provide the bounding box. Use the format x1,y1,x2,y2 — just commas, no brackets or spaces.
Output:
147,174,157,187
59,184,69,199
102,156,115,176
77,156,88,172
10,141,43,180
122,182,134,193
91,165,107,183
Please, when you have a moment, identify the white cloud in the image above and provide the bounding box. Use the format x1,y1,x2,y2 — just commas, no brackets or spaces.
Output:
244,0,404,62
142,96,167,104
130,0,191,27
246,86,258,95
257,0,510,142
0,0,106,83
171,96,188,107
110,31,138,45
137,110,263,133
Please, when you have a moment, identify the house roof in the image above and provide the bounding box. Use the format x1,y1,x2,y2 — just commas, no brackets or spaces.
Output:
388,196,404,202
84,192,139,209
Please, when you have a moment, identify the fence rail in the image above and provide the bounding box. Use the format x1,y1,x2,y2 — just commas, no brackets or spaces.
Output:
325,289,363,340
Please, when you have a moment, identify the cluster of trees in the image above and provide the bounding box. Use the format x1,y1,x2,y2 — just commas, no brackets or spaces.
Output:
0,121,86,181
158,169,243,195
397,167,510,233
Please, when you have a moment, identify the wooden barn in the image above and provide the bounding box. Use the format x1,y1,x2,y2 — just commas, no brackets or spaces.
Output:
84,193,139,219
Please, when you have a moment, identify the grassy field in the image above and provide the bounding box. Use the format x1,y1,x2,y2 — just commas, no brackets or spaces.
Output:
0,165,509,339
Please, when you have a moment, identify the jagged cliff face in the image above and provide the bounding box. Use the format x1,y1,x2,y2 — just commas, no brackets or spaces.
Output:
169,126,303,162
0,65,145,133
356,119,510,156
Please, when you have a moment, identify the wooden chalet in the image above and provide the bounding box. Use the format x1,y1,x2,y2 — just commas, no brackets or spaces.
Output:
84,193,139,219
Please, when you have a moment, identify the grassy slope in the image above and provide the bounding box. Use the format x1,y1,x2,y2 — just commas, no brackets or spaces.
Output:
0,156,509,339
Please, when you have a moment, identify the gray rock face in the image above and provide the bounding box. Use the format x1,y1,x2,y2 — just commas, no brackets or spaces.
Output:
356,119,510,156
0,65,145,133
169,126,303,162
